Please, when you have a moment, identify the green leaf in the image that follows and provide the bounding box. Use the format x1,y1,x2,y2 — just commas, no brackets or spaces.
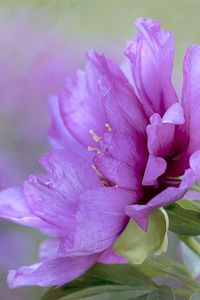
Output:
133,255,200,295
113,208,168,264
137,285,174,300
55,286,152,300
43,286,154,300
176,199,200,211
41,263,156,300
166,198,200,236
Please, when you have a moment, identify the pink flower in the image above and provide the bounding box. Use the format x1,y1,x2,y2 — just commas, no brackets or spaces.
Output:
49,18,200,230
0,149,131,287
1,18,200,288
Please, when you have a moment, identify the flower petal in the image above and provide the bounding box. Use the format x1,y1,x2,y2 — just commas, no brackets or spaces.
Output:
0,186,65,237
56,187,134,256
87,51,147,137
23,150,101,236
94,154,141,191
74,187,133,252
182,46,200,153
59,62,106,148
24,175,77,232
48,96,91,160
7,254,99,288
39,239,60,261
147,113,175,158
189,149,200,176
99,131,146,168
0,187,44,228
95,130,147,191
39,149,101,195
126,18,177,117
162,102,185,124
142,155,167,186
143,111,176,185
98,247,128,264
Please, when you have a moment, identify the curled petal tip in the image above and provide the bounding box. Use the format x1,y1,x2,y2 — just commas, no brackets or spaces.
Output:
134,18,160,32
86,50,96,60
7,270,18,289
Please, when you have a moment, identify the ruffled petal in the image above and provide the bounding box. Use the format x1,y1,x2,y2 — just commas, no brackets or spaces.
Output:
126,18,177,117
48,96,91,160
53,187,134,256
24,150,101,237
73,187,133,253
39,188,134,263
0,187,45,228
7,187,133,288
25,148,134,255
39,149,101,195
94,130,147,192
87,51,147,137
0,186,64,237
172,58,200,174
24,176,77,235
182,45,200,153
99,131,146,168
59,62,106,148
7,254,99,288
94,154,141,191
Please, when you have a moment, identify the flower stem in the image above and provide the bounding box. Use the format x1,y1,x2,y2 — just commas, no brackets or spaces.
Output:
179,235,200,256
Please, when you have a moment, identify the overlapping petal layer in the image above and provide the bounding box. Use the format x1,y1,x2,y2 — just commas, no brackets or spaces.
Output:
126,18,178,117
0,150,133,287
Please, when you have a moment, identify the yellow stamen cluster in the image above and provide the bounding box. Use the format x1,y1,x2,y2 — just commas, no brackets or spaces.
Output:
87,123,112,154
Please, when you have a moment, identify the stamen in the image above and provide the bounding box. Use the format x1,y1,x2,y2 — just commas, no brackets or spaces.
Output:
105,123,112,131
91,164,111,187
91,164,102,175
87,146,101,153
89,129,101,142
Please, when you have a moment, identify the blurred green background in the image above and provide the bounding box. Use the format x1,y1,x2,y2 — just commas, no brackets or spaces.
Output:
2,0,200,72
1,1,200,299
